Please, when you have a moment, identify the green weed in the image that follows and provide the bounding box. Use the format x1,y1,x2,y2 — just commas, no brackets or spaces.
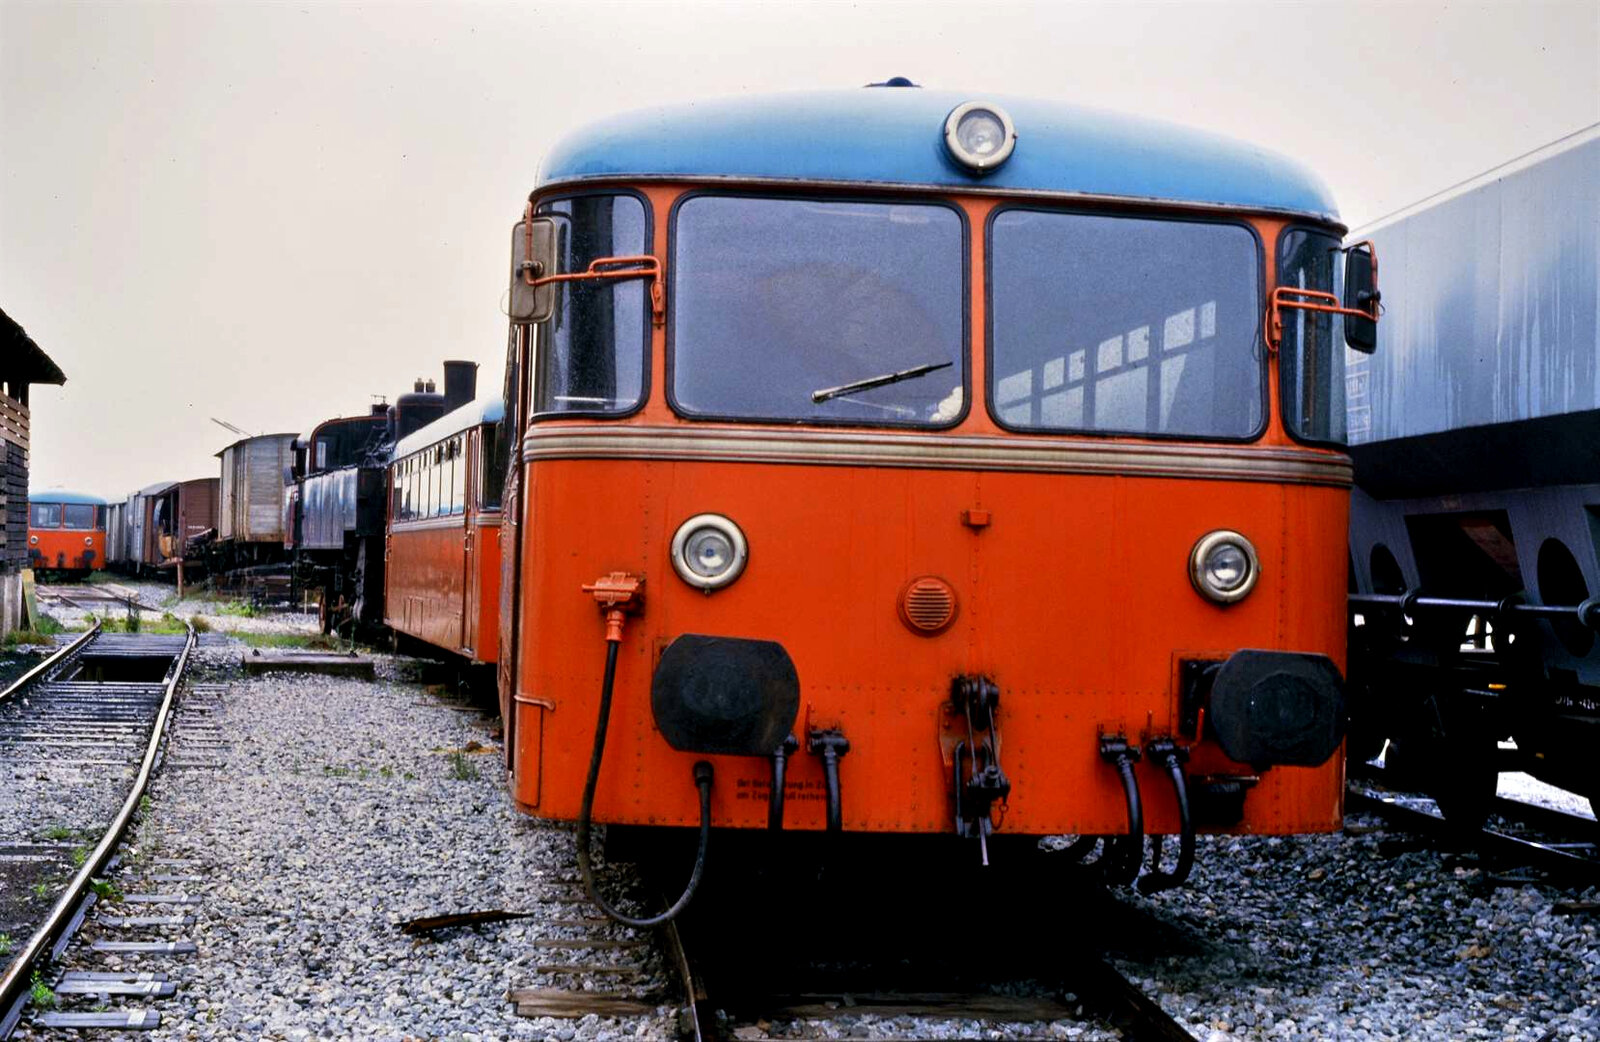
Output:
70,846,88,868
44,824,73,841
29,971,53,1009
3,628,57,648
0,933,13,955
88,878,122,901
447,750,478,782
235,632,335,650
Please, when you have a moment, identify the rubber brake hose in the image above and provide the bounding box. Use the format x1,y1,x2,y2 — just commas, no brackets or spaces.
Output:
1137,752,1196,893
576,639,714,928
1106,752,1144,887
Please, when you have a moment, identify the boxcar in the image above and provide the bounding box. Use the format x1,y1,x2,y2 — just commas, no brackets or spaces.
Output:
116,481,174,575
27,490,106,579
143,477,219,575
497,86,1380,916
216,433,296,568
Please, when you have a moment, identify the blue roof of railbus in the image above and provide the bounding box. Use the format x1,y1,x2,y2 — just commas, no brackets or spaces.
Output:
536,88,1341,222
29,490,107,506
393,397,506,460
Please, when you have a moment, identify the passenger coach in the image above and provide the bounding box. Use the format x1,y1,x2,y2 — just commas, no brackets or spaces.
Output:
384,395,506,666
498,86,1380,917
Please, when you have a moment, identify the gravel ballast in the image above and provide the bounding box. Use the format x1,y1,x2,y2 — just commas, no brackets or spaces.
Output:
11,609,1596,1040
17,641,678,1041
1112,822,1598,1042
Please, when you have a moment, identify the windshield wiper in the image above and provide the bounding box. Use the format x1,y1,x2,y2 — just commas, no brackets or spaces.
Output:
812,361,953,404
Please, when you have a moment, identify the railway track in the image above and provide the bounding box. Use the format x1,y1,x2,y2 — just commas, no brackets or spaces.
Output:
503,850,1199,1041
0,621,197,1036
1347,771,1599,888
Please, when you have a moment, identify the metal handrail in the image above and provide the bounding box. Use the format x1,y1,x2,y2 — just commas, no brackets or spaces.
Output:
0,622,196,1036
0,623,101,707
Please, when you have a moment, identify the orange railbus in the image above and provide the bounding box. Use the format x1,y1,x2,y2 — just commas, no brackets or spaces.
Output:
28,491,107,580
496,87,1380,920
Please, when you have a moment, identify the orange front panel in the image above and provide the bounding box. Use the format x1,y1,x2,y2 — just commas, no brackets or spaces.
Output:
385,520,467,654
511,455,1348,837
31,527,106,573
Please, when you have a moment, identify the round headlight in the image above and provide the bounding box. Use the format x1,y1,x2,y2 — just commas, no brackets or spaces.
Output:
84,536,94,547
1189,530,1260,605
28,535,38,545
944,101,1017,172
670,514,748,592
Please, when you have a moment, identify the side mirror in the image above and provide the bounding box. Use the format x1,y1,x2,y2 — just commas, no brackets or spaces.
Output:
509,216,557,325
1343,244,1378,354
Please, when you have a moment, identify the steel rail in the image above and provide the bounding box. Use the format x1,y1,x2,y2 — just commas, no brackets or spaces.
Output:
1346,787,1598,885
0,623,101,707
0,622,196,1038
1070,955,1202,1042
662,892,1195,1042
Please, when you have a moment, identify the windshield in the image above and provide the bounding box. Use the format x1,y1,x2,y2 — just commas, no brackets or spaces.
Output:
1278,228,1347,444
533,193,649,416
671,196,965,426
989,209,1263,439
63,504,96,529
31,503,60,528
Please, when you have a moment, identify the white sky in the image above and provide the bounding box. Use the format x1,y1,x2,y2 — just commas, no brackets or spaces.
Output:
3,0,1597,497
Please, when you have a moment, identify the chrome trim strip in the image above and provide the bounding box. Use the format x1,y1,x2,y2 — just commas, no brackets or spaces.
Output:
522,426,1352,487
390,516,468,533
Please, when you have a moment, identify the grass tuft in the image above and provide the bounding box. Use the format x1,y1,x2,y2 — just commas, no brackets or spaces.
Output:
447,749,478,781
29,971,53,1009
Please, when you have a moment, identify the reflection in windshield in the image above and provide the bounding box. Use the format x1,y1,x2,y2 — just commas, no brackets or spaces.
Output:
1279,229,1348,444
990,210,1262,439
672,197,964,426
533,194,648,416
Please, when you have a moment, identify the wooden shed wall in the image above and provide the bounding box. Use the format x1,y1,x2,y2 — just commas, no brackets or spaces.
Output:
0,393,28,577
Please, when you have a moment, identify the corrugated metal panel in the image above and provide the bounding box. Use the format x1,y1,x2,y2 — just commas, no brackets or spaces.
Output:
105,502,124,565
301,467,358,550
125,493,149,566
1348,131,1599,444
219,434,294,543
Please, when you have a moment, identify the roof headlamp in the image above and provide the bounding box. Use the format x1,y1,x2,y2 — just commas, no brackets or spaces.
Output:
944,102,1017,173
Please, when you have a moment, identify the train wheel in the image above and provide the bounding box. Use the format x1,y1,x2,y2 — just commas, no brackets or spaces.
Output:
1388,733,1497,831
1430,755,1497,831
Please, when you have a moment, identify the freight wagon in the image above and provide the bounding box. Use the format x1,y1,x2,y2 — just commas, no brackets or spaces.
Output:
1346,125,1600,818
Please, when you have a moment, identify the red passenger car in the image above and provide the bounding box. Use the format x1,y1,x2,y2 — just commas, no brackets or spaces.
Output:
28,491,107,580
384,398,506,665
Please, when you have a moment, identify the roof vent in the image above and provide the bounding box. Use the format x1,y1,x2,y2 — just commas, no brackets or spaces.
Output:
867,76,919,88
